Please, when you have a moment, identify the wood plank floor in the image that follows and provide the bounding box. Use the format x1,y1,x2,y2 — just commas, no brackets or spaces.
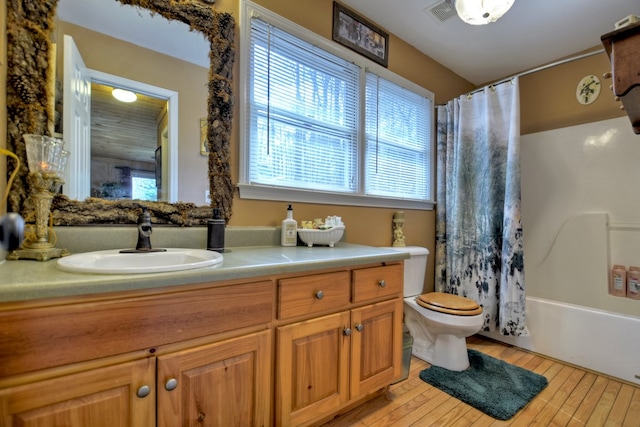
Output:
321,335,640,426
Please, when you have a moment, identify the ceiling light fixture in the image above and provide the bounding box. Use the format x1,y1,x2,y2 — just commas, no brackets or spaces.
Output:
112,88,138,103
453,0,515,25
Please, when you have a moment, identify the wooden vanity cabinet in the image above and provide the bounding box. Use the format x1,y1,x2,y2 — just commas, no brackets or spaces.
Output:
0,280,274,427
275,263,403,426
0,259,403,427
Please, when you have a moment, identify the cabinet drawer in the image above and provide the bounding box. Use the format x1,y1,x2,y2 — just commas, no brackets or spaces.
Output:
278,271,350,319
0,281,274,378
352,264,403,303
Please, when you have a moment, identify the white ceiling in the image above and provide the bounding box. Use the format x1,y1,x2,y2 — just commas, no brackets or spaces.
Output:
340,0,639,85
59,0,638,86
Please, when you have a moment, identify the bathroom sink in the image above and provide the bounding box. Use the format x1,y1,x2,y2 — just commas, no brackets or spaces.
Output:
57,248,223,274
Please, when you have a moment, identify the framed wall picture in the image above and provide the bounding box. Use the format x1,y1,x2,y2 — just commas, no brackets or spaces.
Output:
332,2,389,67
200,117,209,156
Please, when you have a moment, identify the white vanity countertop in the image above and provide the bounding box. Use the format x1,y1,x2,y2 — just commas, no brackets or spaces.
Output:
0,244,409,303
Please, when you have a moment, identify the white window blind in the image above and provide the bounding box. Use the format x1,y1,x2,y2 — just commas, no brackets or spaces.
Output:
240,1,434,209
365,73,432,200
247,17,360,193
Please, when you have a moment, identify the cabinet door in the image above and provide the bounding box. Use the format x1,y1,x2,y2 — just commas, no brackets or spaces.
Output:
0,358,155,427
157,330,272,427
350,299,403,399
276,311,351,427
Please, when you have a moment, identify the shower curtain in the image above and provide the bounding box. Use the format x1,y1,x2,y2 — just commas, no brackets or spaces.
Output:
435,78,527,336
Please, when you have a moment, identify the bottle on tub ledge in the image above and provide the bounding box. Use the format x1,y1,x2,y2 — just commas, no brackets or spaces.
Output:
627,266,640,300
281,204,298,247
610,265,627,297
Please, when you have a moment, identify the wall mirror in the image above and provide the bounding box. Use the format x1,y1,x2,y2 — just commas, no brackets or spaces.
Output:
6,0,235,225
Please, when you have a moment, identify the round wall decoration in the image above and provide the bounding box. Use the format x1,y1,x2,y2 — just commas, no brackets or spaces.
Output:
576,74,601,105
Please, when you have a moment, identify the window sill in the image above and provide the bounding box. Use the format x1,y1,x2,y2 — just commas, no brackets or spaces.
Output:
237,183,435,211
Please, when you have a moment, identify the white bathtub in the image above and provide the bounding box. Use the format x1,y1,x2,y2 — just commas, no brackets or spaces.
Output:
481,296,640,385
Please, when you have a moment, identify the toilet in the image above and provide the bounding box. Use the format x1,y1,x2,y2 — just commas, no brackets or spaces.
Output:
385,246,484,371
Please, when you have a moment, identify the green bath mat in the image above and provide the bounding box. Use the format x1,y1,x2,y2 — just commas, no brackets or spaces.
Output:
419,349,548,420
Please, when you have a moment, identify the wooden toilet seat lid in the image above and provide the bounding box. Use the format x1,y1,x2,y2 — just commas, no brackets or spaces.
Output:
416,292,483,316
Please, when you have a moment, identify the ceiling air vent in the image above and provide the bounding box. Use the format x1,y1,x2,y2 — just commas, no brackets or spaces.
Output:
425,1,457,23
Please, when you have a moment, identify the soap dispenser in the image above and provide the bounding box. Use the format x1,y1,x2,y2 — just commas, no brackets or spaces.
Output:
207,208,225,253
281,204,297,246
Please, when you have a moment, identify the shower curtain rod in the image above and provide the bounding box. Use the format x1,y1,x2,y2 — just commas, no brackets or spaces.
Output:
460,48,606,99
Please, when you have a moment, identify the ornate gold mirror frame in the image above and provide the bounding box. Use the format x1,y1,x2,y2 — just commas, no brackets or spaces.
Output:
5,0,234,225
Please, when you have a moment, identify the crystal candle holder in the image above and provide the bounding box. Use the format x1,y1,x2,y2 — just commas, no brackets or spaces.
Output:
7,135,70,261
24,134,65,175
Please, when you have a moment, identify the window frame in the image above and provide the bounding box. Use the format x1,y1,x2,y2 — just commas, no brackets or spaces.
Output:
238,0,435,210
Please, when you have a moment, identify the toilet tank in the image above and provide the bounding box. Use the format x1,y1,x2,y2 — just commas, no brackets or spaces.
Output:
382,246,429,297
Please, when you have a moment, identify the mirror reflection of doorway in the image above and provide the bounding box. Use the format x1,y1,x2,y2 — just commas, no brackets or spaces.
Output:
62,35,179,202
90,82,167,201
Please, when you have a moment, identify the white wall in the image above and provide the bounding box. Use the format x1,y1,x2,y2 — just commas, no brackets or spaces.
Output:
521,116,639,315
483,117,640,385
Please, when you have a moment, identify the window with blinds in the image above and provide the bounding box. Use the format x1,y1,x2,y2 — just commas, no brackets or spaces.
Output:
365,73,432,200
247,18,360,193
240,1,434,209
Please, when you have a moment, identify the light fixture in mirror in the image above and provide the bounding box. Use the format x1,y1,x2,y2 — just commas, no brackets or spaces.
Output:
454,0,515,25
5,0,236,225
112,88,137,103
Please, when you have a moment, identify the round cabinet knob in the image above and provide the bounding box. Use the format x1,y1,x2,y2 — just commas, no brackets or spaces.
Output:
315,290,324,300
165,378,178,391
378,279,386,288
355,323,364,332
136,385,151,398
343,328,352,336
